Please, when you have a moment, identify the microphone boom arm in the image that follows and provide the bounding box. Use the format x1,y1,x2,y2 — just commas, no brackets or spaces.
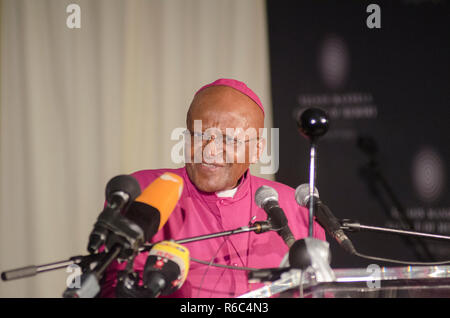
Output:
341,220,450,241
2,222,272,282
143,221,272,249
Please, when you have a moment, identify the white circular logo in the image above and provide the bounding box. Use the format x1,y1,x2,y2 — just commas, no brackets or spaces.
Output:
318,34,349,90
412,147,446,203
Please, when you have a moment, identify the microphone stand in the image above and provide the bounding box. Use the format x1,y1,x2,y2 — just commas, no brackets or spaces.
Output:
1,254,102,282
293,108,335,286
3,212,146,298
115,221,273,298
1,222,272,282
140,221,272,252
297,108,329,238
1,250,120,298
341,219,450,241
307,141,318,237
177,222,271,244
62,244,123,298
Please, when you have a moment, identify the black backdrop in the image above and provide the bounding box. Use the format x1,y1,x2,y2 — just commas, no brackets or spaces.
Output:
267,0,450,268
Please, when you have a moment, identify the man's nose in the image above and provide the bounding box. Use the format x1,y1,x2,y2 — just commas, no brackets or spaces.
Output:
204,137,218,155
203,137,224,161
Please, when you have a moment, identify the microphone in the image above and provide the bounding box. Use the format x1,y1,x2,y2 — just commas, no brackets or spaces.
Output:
143,241,190,297
288,237,335,283
105,175,142,210
64,173,184,298
116,241,190,298
88,175,142,253
295,184,356,255
105,172,184,257
125,172,184,242
255,185,296,248
296,107,330,141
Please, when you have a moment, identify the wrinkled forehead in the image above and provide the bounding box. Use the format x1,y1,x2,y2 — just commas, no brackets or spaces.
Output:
187,86,264,132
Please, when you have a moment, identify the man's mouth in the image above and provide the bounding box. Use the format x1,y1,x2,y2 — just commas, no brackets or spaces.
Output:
198,162,226,171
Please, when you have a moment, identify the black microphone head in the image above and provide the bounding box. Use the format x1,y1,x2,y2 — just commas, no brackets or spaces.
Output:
255,186,289,231
143,259,180,296
295,184,320,207
105,175,141,207
255,185,278,208
297,108,329,140
125,202,161,242
143,241,190,297
288,239,312,270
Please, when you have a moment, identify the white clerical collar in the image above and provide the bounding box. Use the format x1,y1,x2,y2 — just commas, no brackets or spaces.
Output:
216,186,239,198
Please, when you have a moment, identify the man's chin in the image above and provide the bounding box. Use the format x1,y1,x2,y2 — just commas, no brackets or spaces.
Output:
187,177,223,193
186,165,227,192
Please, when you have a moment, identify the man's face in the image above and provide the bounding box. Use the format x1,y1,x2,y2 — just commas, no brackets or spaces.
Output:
185,86,265,193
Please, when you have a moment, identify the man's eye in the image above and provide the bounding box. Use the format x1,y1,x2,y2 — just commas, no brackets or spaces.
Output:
225,136,236,144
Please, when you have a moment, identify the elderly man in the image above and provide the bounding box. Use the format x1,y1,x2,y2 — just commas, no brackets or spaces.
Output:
100,79,325,298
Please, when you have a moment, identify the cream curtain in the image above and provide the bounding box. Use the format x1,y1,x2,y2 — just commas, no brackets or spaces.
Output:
0,0,272,297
